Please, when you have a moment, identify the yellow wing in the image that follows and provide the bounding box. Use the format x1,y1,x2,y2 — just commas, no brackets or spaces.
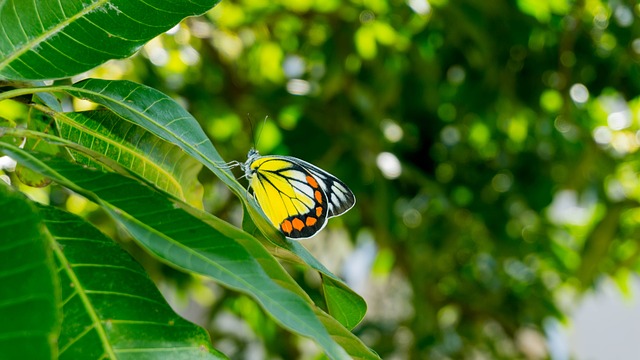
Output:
242,148,356,239
248,156,329,239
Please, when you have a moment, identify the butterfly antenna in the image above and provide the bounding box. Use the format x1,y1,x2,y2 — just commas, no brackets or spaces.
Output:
246,113,257,150
255,115,268,151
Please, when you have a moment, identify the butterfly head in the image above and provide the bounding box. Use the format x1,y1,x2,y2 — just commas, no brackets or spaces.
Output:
242,148,261,180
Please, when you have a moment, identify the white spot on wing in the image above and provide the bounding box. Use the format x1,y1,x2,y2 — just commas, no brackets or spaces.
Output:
332,199,340,209
332,185,348,203
282,169,307,182
333,182,347,193
293,182,314,199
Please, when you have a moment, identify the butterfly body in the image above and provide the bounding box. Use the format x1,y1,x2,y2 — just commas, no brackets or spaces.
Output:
242,148,355,239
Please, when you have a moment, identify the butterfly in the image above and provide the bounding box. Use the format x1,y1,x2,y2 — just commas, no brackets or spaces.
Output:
241,148,356,239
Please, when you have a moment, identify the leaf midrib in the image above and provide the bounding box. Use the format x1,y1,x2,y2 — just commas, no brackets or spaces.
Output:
0,0,110,70
53,239,117,359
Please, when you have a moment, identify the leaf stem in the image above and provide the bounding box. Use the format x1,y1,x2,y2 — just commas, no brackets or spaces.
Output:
1,126,71,146
0,86,67,102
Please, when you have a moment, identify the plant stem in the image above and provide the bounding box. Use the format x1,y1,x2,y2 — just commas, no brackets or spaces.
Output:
0,127,70,146
0,85,67,102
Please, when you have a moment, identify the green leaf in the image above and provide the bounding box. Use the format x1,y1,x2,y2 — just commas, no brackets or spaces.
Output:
322,277,367,330
61,79,240,191
0,0,220,80
57,78,367,328
0,183,60,359
38,204,225,359
0,143,354,360
57,110,204,208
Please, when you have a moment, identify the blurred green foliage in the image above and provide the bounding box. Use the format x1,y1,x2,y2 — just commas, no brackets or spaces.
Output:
76,0,640,358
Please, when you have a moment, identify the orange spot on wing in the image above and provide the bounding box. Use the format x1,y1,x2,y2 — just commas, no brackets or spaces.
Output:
306,175,319,189
314,190,323,204
292,218,305,231
281,220,293,234
316,207,323,217
305,217,317,226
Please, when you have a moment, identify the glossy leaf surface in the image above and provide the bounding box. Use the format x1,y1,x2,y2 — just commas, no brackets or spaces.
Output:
0,0,220,80
40,205,225,359
57,110,203,207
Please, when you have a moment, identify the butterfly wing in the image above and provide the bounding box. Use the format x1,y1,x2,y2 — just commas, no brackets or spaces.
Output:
248,156,330,239
247,154,356,239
